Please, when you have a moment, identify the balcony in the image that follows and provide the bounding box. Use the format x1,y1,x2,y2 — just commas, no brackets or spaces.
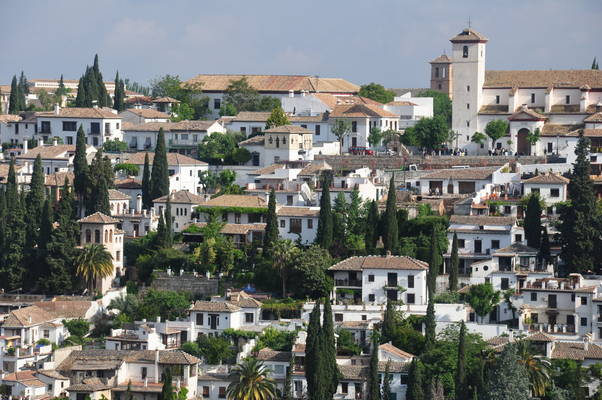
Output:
89,130,101,135
335,279,362,287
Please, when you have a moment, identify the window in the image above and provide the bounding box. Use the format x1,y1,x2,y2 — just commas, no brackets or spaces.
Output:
408,275,414,288
94,229,101,243
41,121,51,133
515,234,522,242
43,329,49,338
315,125,321,135
245,313,254,323
203,387,209,397
581,317,588,327
565,95,570,105
287,195,293,205
351,121,357,133
435,67,440,78
280,220,285,228
571,293,575,302
362,315,367,321
196,313,203,326
116,251,121,261
368,294,375,302
406,293,415,304
531,93,535,104
458,239,465,248
89,122,100,134
141,367,147,379
501,278,509,290
235,213,241,224
531,313,538,323
491,240,500,249
214,98,221,109
67,136,73,145
218,387,226,399
63,121,77,131
496,95,500,104
307,219,313,229
463,46,469,58
334,313,343,322
85,229,91,243
466,120,470,127
581,297,588,305
290,218,302,234
504,205,511,214
240,127,247,135
181,134,188,140
466,85,470,92
341,383,348,394
438,84,442,89
466,103,470,109
168,169,175,176
551,188,560,197
15,123,19,134
368,274,374,282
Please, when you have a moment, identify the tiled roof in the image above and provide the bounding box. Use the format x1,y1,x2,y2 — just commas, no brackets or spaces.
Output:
313,94,382,109
450,28,488,43
508,107,547,121
115,178,142,189
153,96,180,103
420,166,498,180
227,291,263,308
58,350,200,372
551,342,602,360
584,129,602,137
233,111,271,122
526,332,555,343
298,161,332,176
255,348,291,362
3,370,37,382
330,103,398,118
16,145,78,160
171,120,219,131
186,222,266,235
484,70,602,89
239,135,265,146
124,152,207,166
248,164,286,176
523,173,569,184
478,105,510,114
121,121,173,132
386,101,418,106
276,206,320,217
77,212,120,224
0,114,22,123
122,109,170,119
34,300,93,319
38,107,120,119
450,215,515,226
185,74,359,93
494,242,538,255
540,124,582,137
338,365,368,380
585,112,602,122
3,305,56,327
378,361,409,373
37,370,69,380
66,377,112,392
289,113,329,123
45,171,74,187
199,194,267,208
430,54,452,63
108,189,131,201
329,255,428,271
153,190,206,204
264,125,312,134
189,301,241,312
379,343,415,359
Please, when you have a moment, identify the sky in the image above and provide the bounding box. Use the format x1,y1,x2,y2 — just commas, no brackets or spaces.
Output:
2,0,601,90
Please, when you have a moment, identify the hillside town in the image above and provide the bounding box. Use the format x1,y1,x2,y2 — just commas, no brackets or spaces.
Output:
1,21,602,400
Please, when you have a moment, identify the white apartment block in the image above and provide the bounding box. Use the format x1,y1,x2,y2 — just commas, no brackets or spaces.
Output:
153,190,206,232
239,125,314,168
15,142,96,175
522,173,569,212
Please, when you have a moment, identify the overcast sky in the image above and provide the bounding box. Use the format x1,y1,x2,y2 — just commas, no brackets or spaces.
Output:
2,0,601,90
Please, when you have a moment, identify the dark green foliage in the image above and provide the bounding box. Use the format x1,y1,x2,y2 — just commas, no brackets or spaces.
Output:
63,318,90,337
540,226,551,266
365,200,379,253
75,55,111,108
150,129,170,200
223,77,280,113
316,172,334,249
524,193,542,249
449,233,459,291
427,225,442,296
8,75,20,113
367,333,380,400
136,289,190,321
424,298,436,351
320,298,339,400
381,301,397,344
404,116,449,150
265,106,290,129
383,176,399,254
256,326,297,352
113,71,126,112
407,359,425,400
466,283,500,323
382,361,392,400
25,154,46,246
103,139,128,152
74,125,89,212
263,189,278,250
86,150,111,215
592,57,599,70
197,131,247,165
336,328,361,356
150,74,209,120
284,356,294,400
196,335,234,364
485,343,530,400
290,245,333,299
358,82,395,104
485,120,509,149
1,159,26,290
417,90,452,127
141,153,152,210
305,298,321,398
455,322,467,400
559,134,599,273
160,369,173,400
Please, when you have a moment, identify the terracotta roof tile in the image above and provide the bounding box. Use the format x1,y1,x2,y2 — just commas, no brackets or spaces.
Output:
523,173,569,184
255,348,291,362
124,152,207,166
420,166,498,180
430,54,452,63
153,97,180,103
276,206,320,217
34,300,93,319
3,305,56,327
16,145,81,160
38,107,120,119
45,171,74,187
540,124,582,136
77,212,120,224
585,112,602,122
121,121,173,132
199,194,267,208
450,28,488,43
450,215,515,226
108,189,131,201
379,343,415,359
584,129,602,137
484,70,602,89
508,107,547,121
185,222,266,235
122,109,170,119
190,301,240,312
153,190,206,204
330,103,398,118
248,164,286,176
329,255,428,271
239,135,265,146
264,125,312,134
115,178,142,189
185,74,359,93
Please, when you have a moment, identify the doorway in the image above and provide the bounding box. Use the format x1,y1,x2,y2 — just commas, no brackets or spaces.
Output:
517,128,531,155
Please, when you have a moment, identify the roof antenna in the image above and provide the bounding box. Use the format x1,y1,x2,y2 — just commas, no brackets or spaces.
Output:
468,16,472,29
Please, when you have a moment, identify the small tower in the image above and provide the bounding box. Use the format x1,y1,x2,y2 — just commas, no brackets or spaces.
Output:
429,54,453,99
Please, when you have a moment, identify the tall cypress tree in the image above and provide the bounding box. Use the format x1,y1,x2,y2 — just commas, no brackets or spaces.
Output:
156,212,167,249
560,134,599,273
424,298,436,352
2,159,26,290
450,232,459,291
381,301,397,344
428,226,442,295
524,194,542,249
8,75,19,113
27,154,45,224
38,199,53,252
540,226,551,267
383,176,399,254
91,173,110,215
113,71,125,112
367,333,380,400
320,298,339,400
283,355,294,400
75,75,87,107
141,153,152,210
164,196,173,247
316,172,333,249
150,129,170,201
456,321,467,400
263,188,279,250
331,192,348,256
305,299,321,399
382,361,392,400
18,71,28,111
74,126,89,215
407,359,425,400
365,200,379,253
159,369,173,400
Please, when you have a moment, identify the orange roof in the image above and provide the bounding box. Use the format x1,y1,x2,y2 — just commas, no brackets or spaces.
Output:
330,103,398,118
185,74,359,93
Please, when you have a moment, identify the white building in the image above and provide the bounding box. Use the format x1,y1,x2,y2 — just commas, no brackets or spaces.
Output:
119,109,170,124
239,125,314,168
329,255,429,306
522,173,569,212
15,142,96,175
276,206,320,245
153,190,207,232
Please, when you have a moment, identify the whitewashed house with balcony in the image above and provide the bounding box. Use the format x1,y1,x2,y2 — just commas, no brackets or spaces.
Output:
153,190,207,232
239,125,314,168
276,206,320,245
15,142,96,175
120,109,170,124
522,173,569,214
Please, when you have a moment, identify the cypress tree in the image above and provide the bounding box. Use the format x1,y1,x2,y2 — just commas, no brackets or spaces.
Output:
156,212,167,249
332,192,348,256
593,57,599,70
91,173,110,215
367,333,380,400
27,154,46,224
383,176,399,254
8,75,19,114
150,129,170,201
407,359,425,400
18,71,28,111
6,158,19,209
56,74,67,98
141,153,152,210
365,200,379,253
428,226,442,295
75,75,87,107
74,126,89,214
38,199,53,252
320,298,339,400
164,196,173,247
316,172,333,249
540,226,551,267
382,361,392,400
456,321,467,400
113,71,125,112
305,299,321,399
424,298,436,352
559,134,599,273
524,194,542,249
159,369,173,400
283,356,294,400
381,301,397,344
2,159,26,290
263,188,279,250
450,232,459,291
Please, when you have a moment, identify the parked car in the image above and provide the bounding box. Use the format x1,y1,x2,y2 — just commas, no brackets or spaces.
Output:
349,147,374,155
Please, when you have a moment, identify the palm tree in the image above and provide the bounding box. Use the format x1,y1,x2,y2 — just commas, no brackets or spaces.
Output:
516,339,552,397
227,357,277,400
271,239,300,298
75,244,113,294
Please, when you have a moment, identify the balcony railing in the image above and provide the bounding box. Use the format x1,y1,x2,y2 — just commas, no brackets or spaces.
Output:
335,279,362,287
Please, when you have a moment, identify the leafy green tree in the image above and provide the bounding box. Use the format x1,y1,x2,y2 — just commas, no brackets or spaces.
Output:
226,357,277,400
219,102,238,117
63,318,90,338
223,77,280,113
417,90,452,127
524,193,542,249
271,239,300,297
485,343,530,400
75,244,113,294
37,89,54,111
381,301,398,344
256,326,297,352
141,153,152,210
197,132,247,165
336,328,361,356
75,55,111,107
368,127,383,147
283,355,294,400
331,192,348,256
347,188,364,236
150,128,170,201
331,120,351,155
102,139,128,152
466,283,500,323
383,176,399,254
291,245,333,299
197,335,234,364
471,131,487,146
265,106,290,129
18,71,29,110
515,340,551,397
407,359,425,400
485,120,509,149
456,321,467,400
136,289,190,321
559,134,599,273
316,172,334,249
367,333,380,400
55,74,69,98
527,127,541,146
365,200,379,253
263,189,278,250
358,82,395,104
411,116,449,151
449,233,459,291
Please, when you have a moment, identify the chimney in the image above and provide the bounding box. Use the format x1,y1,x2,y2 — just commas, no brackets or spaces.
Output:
521,104,528,111
54,104,60,115
584,333,592,352
136,194,142,213
37,138,44,147
301,90,306,97
22,139,28,154
288,90,294,98
52,137,58,146
156,316,161,323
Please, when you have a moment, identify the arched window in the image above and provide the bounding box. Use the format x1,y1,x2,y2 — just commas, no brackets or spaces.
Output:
85,229,92,243
275,137,280,148
95,229,101,243
282,137,286,145
116,203,120,214
268,136,273,144
463,46,469,58
109,229,113,243
104,230,108,242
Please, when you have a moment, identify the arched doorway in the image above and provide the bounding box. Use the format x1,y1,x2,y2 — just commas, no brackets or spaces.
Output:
517,128,531,155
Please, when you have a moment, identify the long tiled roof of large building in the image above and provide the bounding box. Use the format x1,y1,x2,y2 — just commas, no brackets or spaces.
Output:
329,255,428,271
185,74,359,93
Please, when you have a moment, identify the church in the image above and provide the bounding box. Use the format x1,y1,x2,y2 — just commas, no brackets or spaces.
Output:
430,28,602,162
